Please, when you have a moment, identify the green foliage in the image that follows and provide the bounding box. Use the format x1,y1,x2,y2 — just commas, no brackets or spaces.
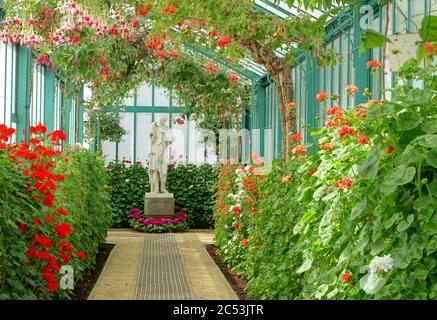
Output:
168,164,218,229
106,162,217,229
85,111,127,144
106,161,149,227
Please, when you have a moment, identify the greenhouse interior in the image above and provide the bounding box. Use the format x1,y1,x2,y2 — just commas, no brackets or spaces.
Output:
1,0,437,305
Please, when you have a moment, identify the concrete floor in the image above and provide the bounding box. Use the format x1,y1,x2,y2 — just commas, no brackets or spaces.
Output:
88,229,238,300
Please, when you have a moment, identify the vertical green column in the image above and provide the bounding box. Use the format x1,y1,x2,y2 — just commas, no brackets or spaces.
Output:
78,88,84,144
353,2,371,106
253,78,267,157
15,46,31,142
44,68,55,133
305,54,318,146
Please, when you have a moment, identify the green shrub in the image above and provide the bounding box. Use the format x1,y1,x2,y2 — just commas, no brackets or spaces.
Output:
106,161,149,227
168,164,218,228
106,162,217,229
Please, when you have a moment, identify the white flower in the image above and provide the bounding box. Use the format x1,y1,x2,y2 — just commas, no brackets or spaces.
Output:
125,179,130,183
237,183,244,189
232,194,240,202
224,224,229,230
369,254,394,274
224,249,229,254
244,165,252,172
232,235,238,241
236,168,245,175
239,190,246,196
227,193,234,199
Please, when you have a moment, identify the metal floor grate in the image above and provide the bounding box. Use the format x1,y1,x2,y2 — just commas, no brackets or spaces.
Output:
135,233,193,300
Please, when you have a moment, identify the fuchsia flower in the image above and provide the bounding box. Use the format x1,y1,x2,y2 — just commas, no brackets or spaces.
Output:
130,208,187,226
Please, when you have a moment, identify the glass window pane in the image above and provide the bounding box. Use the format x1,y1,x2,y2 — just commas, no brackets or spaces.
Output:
154,86,170,106
136,83,152,106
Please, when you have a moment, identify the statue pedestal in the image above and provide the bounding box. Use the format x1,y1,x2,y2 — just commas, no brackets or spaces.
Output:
144,193,175,218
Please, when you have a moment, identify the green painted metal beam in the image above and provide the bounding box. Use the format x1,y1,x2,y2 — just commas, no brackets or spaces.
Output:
44,68,55,133
15,46,31,143
353,3,371,106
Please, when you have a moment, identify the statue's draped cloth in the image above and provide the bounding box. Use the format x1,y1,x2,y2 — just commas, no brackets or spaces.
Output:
148,121,173,174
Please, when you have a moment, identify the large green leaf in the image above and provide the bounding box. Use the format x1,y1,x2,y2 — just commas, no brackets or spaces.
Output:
396,112,423,131
422,119,437,133
397,214,415,232
426,149,437,168
380,165,416,195
366,103,395,120
349,199,367,220
419,15,437,41
416,134,437,148
358,154,379,180
360,29,391,53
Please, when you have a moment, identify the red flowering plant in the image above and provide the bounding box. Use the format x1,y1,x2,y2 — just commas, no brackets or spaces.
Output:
0,124,111,299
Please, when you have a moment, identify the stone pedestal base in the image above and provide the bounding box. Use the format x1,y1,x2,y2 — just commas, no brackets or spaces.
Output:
144,193,175,218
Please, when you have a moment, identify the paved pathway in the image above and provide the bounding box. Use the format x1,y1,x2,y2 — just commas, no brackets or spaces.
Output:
88,229,238,300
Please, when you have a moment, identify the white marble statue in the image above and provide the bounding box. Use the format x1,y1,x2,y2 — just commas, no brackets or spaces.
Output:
148,114,173,193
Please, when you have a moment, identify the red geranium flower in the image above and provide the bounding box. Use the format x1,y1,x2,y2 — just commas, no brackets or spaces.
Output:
54,222,72,239
26,246,39,259
46,130,66,144
290,132,302,142
338,126,355,139
339,177,353,190
56,208,67,216
315,92,328,102
326,106,344,117
47,282,58,292
341,272,351,283
232,223,240,230
292,145,306,155
33,235,52,248
217,36,232,47
320,144,335,151
17,222,26,234
58,252,70,264
424,42,436,53
43,215,56,223
387,146,394,154
357,132,369,145
228,74,239,83
366,60,382,68
30,123,47,135
162,4,176,15
232,206,241,213
241,239,248,246
58,241,73,254
76,251,87,260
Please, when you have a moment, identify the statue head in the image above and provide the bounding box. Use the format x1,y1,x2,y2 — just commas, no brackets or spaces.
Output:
159,114,168,126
